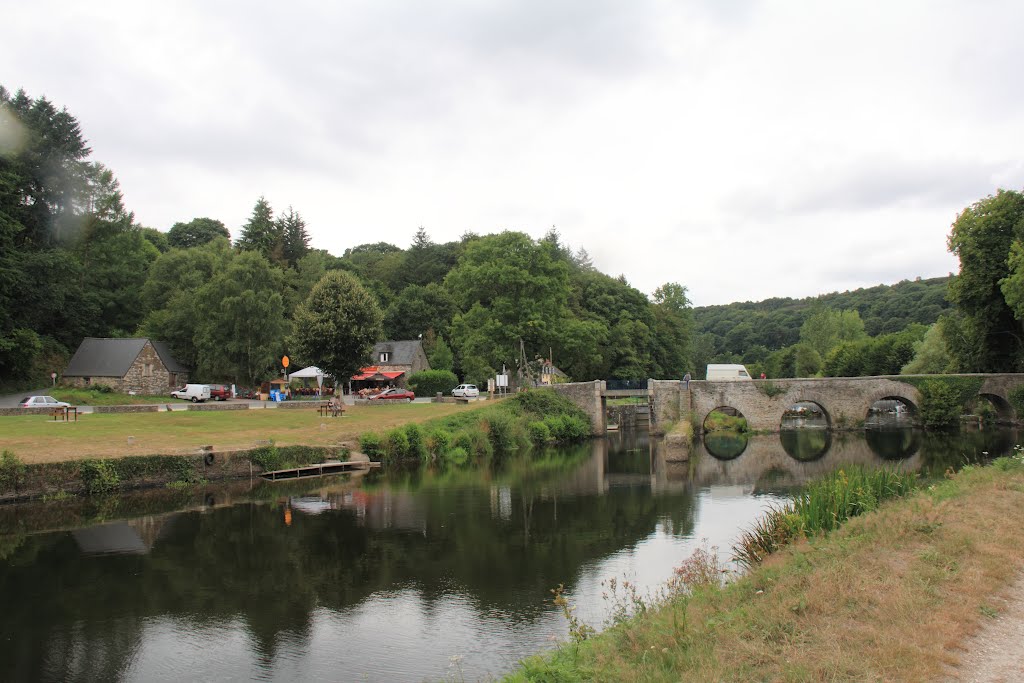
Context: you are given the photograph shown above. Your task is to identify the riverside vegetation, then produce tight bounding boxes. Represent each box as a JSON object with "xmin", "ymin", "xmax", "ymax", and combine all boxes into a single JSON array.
[
  {"xmin": 508, "ymin": 451, "xmax": 1024, "ymax": 681},
  {"xmin": 0, "ymin": 390, "xmax": 591, "ymax": 500}
]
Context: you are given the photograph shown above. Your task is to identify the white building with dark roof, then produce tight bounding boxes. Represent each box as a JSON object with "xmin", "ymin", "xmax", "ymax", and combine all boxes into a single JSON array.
[{"xmin": 63, "ymin": 338, "xmax": 190, "ymax": 395}]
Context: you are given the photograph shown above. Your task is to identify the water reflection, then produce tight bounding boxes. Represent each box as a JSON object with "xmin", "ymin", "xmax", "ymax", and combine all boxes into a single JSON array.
[
  {"xmin": 779, "ymin": 429, "xmax": 832, "ymax": 462},
  {"xmin": 865, "ymin": 428, "xmax": 921, "ymax": 460},
  {"xmin": 704, "ymin": 432, "xmax": 748, "ymax": 460},
  {"xmin": 0, "ymin": 427, "xmax": 1019, "ymax": 682}
]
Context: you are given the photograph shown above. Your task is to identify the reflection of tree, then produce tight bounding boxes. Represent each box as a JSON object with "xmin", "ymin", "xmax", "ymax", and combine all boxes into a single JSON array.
[
  {"xmin": 917, "ymin": 429, "xmax": 1017, "ymax": 478},
  {"xmin": 780, "ymin": 430, "xmax": 832, "ymax": 462},
  {"xmin": 0, "ymin": 448, "xmax": 698, "ymax": 681},
  {"xmin": 704, "ymin": 433, "xmax": 748, "ymax": 460}
]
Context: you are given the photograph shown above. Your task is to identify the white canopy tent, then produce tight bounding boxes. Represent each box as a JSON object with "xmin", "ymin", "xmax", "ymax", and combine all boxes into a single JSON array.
[
  {"xmin": 288, "ymin": 365, "xmax": 333, "ymax": 394},
  {"xmin": 289, "ymin": 366, "xmax": 328, "ymax": 379}
]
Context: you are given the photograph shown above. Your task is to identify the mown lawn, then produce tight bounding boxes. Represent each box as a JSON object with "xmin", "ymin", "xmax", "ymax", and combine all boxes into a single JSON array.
[{"xmin": 0, "ymin": 402, "xmax": 476, "ymax": 463}]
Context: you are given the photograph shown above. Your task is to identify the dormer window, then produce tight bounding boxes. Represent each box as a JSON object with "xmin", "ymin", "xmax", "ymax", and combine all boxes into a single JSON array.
[{"xmin": 379, "ymin": 352, "xmax": 390, "ymax": 363}]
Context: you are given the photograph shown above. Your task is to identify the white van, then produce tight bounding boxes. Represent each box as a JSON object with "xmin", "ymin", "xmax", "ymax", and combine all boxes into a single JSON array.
[
  {"xmin": 171, "ymin": 384, "xmax": 212, "ymax": 402},
  {"xmin": 705, "ymin": 364, "xmax": 752, "ymax": 381}
]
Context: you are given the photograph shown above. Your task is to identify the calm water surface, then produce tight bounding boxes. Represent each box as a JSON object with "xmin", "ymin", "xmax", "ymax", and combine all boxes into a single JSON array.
[{"xmin": 0, "ymin": 427, "xmax": 1016, "ymax": 682}]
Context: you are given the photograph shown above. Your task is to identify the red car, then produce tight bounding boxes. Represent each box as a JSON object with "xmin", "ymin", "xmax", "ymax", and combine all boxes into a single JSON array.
[
  {"xmin": 368, "ymin": 388, "xmax": 415, "ymax": 402},
  {"xmin": 209, "ymin": 385, "xmax": 232, "ymax": 401}
]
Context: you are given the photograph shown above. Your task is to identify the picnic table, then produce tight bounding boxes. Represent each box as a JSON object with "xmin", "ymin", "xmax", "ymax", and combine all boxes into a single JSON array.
[{"xmin": 51, "ymin": 406, "xmax": 78, "ymax": 422}]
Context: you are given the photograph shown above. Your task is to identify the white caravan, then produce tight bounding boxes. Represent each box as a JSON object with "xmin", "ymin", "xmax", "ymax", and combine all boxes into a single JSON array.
[{"xmin": 705, "ymin": 364, "xmax": 752, "ymax": 381}]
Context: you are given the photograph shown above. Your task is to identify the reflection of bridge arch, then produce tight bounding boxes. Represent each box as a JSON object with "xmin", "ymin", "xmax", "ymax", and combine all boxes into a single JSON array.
[
  {"xmin": 691, "ymin": 434, "xmax": 923, "ymax": 488},
  {"xmin": 703, "ymin": 432, "xmax": 749, "ymax": 460}
]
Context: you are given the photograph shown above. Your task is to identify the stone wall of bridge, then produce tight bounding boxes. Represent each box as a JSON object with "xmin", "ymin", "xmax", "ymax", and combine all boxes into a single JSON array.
[
  {"xmin": 547, "ymin": 374, "xmax": 1024, "ymax": 435},
  {"xmin": 548, "ymin": 381, "xmax": 606, "ymax": 435}
]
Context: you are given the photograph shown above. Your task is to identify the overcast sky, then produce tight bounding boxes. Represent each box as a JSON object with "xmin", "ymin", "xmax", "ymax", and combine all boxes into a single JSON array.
[{"xmin": 6, "ymin": 1, "xmax": 1023, "ymax": 306}]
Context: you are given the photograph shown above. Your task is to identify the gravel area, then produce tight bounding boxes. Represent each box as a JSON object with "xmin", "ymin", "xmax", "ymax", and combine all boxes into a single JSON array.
[{"xmin": 947, "ymin": 572, "xmax": 1024, "ymax": 682}]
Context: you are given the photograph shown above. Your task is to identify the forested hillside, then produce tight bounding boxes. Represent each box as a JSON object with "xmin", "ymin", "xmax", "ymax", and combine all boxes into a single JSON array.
[{"xmin": 693, "ymin": 277, "xmax": 953, "ymax": 377}]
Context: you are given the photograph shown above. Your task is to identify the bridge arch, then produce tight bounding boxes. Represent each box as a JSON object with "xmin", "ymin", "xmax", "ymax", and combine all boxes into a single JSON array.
[
  {"xmin": 779, "ymin": 399, "xmax": 832, "ymax": 430},
  {"xmin": 973, "ymin": 392, "xmax": 1014, "ymax": 423}
]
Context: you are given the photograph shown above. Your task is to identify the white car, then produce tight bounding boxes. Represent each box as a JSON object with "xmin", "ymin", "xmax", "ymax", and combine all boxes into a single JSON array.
[
  {"xmin": 19, "ymin": 395, "xmax": 71, "ymax": 408},
  {"xmin": 452, "ymin": 384, "xmax": 480, "ymax": 398}
]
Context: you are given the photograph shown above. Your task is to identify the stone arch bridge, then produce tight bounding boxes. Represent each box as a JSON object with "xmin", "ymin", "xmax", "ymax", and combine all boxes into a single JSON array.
[{"xmin": 550, "ymin": 375, "xmax": 1024, "ymax": 435}]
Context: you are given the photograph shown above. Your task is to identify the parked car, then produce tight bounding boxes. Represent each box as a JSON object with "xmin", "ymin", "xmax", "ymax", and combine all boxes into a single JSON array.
[
  {"xmin": 171, "ymin": 384, "xmax": 212, "ymax": 403},
  {"xmin": 209, "ymin": 384, "xmax": 232, "ymax": 401},
  {"xmin": 452, "ymin": 384, "xmax": 479, "ymax": 398},
  {"xmin": 368, "ymin": 388, "xmax": 415, "ymax": 402},
  {"xmin": 19, "ymin": 395, "xmax": 71, "ymax": 408}
]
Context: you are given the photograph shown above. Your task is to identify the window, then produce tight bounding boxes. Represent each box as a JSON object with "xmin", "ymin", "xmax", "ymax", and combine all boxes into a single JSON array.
[
  {"xmin": 379, "ymin": 352, "xmax": 390, "ymax": 363},
  {"xmin": 144, "ymin": 363, "xmax": 153, "ymax": 377}
]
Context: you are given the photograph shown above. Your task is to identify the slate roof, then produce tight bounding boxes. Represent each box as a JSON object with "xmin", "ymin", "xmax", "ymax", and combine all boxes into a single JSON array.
[
  {"xmin": 372, "ymin": 340, "xmax": 424, "ymax": 367},
  {"xmin": 64, "ymin": 338, "xmax": 189, "ymax": 377}
]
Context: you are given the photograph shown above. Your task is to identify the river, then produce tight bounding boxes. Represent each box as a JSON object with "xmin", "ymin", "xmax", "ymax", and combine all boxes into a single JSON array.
[{"xmin": 0, "ymin": 426, "xmax": 1016, "ymax": 682}]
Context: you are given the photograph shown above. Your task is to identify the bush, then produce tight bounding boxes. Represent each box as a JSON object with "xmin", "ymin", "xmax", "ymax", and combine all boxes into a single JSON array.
[
  {"xmin": 404, "ymin": 423, "xmax": 428, "ymax": 462},
  {"xmin": 544, "ymin": 414, "xmax": 590, "ymax": 442},
  {"xmin": 407, "ymin": 369, "xmax": 460, "ymax": 397},
  {"xmin": 359, "ymin": 432, "xmax": 384, "ymax": 458},
  {"xmin": 383, "ymin": 427, "xmax": 411, "ymax": 464},
  {"xmin": 80, "ymin": 459, "xmax": 121, "ymax": 496},
  {"xmin": 452, "ymin": 429, "xmax": 492, "ymax": 458},
  {"xmin": 1009, "ymin": 384, "xmax": 1024, "ymax": 418},
  {"xmin": 527, "ymin": 420, "xmax": 552, "ymax": 445},
  {"xmin": 509, "ymin": 389, "xmax": 588, "ymax": 422},
  {"xmin": 426, "ymin": 428, "xmax": 453, "ymax": 457},
  {"xmin": 248, "ymin": 443, "xmax": 283, "ymax": 471},
  {"xmin": 443, "ymin": 447, "xmax": 469, "ymax": 466},
  {"xmin": 918, "ymin": 380, "xmax": 962, "ymax": 429},
  {"xmin": 483, "ymin": 411, "xmax": 521, "ymax": 451},
  {"xmin": 0, "ymin": 450, "xmax": 27, "ymax": 492}
]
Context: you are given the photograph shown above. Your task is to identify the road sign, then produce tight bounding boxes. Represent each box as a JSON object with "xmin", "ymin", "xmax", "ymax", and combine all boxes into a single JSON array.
[{"xmin": 282, "ymin": 355, "xmax": 290, "ymax": 368}]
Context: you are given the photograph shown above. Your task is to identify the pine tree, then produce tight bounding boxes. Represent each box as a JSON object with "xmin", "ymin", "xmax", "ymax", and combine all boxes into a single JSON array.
[
  {"xmin": 235, "ymin": 197, "xmax": 280, "ymax": 259},
  {"xmin": 278, "ymin": 206, "xmax": 311, "ymax": 267}
]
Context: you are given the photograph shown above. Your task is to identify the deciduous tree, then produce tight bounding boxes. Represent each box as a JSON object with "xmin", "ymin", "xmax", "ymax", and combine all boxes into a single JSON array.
[{"xmin": 291, "ymin": 270, "xmax": 383, "ymax": 386}]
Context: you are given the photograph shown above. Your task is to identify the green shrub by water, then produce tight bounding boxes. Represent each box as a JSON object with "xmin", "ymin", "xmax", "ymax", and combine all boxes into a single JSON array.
[
  {"xmin": 359, "ymin": 433, "xmax": 384, "ymax": 458},
  {"xmin": 0, "ymin": 450, "xmax": 27, "ymax": 493},
  {"xmin": 528, "ymin": 420, "xmax": 552, "ymax": 445},
  {"xmin": 359, "ymin": 388, "xmax": 589, "ymax": 467},
  {"xmin": 733, "ymin": 465, "xmax": 918, "ymax": 569},
  {"xmin": 80, "ymin": 459, "xmax": 121, "ymax": 496}
]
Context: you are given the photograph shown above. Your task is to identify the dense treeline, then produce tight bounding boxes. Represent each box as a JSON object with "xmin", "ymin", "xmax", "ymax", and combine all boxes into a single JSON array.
[
  {"xmin": 4, "ymin": 85, "xmax": 1023, "ymax": 386},
  {"xmin": 0, "ymin": 87, "xmax": 692, "ymax": 388}
]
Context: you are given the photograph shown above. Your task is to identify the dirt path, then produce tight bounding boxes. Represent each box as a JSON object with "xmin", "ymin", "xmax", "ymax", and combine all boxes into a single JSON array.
[{"xmin": 947, "ymin": 571, "xmax": 1024, "ymax": 682}]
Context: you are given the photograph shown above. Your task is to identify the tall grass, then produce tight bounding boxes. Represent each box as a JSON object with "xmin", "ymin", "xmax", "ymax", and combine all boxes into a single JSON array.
[{"xmin": 733, "ymin": 465, "xmax": 917, "ymax": 569}]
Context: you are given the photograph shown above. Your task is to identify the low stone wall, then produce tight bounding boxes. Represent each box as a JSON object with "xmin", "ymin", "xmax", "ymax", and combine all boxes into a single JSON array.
[
  {"xmin": 0, "ymin": 408, "xmax": 62, "ymax": 417},
  {"xmin": 273, "ymin": 401, "xmax": 322, "ymax": 410},
  {"xmin": 93, "ymin": 405, "xmax": 161, "ymax": 413},
  {"xmin": 186, "ymin": 403, "xmax": 249, "ymax": 411}
]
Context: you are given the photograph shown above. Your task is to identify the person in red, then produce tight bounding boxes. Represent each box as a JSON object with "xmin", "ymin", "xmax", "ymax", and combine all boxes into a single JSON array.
[{"xmin": 760, "ymin": 372, "xmax": 766, "ymax": 379}]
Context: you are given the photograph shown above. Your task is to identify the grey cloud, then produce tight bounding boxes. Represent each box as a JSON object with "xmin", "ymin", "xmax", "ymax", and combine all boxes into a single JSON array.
[{"xmin": 727, "ymin": 158, "xmax": 1014, "ymax": 219}]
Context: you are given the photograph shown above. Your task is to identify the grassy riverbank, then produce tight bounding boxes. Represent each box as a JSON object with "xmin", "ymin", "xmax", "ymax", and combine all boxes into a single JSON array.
[
  {"xmin": 509, "ymin": 452, "xmax": 1024, "ymax": 681},
  {"xmin": 0, "ymin": 402, "xmax": 475, "ymax": 463}
]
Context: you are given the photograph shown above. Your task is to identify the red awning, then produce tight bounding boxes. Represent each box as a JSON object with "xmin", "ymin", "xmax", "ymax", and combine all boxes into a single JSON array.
[
  {"xmin": 351, "ymin": 366, "xmax": 378, "ymax": 381},
  {"xmin": 351, "ymin": 367, "xmax": 405, "ymax": 381}
]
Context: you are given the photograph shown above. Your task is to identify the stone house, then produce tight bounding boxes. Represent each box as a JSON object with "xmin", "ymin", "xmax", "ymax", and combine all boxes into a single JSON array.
[
  {"xmin": 63, "ymin": 338, "xmax": 190, "ymax": 395},
  {"xmin": 350, "ymin": 340, "xmax": 431, "ymax": 390}
]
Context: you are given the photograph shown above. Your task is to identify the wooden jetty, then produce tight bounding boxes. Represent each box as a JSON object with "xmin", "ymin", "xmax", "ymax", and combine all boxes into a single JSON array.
[{"xmin": 260, "ymin": 459, "xmax": 381, "ymax": 481}]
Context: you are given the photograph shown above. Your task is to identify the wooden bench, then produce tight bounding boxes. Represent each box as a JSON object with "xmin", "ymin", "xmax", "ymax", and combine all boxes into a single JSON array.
[{"xmin": 319, "ymin": 401, "xmax": 345, "ymax": 417}]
